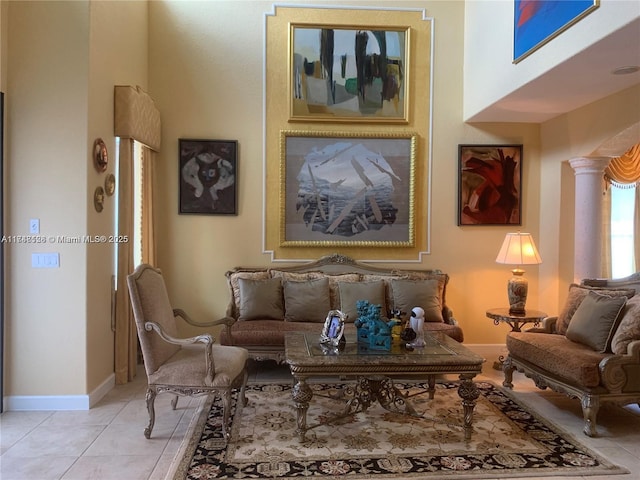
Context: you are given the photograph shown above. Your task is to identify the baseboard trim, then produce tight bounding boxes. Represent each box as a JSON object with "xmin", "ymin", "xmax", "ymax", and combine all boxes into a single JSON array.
[{"xmin": 4, "ymin": 373, "xmax": 116, "ymax": 411}]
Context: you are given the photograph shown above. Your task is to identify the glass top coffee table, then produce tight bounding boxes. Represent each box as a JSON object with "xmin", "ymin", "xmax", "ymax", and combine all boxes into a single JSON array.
[{"xmin": 285, "ymin": 331, "xmax": 485, "ymax": 441}]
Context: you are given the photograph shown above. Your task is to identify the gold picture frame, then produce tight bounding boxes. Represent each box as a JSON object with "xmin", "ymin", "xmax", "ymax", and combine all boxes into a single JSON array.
[
  {"xmin": 289, "ymin": 24, "xmax": 410, "ymax": 123},
  {"xmin": 280, "ymin": 130, "xmax": 416, "ymax": 248}
]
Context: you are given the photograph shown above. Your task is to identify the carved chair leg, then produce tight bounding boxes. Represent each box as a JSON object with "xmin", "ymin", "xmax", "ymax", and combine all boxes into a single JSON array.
[
  {"xmin": 238, "ymin": 370, "xmax": 249, "ymax": 408},
  {"xmin": 581, "ymin": 394, "xmax": 600, "ymax": 437},
  {"xmin": 221, "ymin": 390, "xmax": 232, "ymax": 438},
  {"xmin": 502, "ymin": 355, "xmax": 515, "ymax": 389},
  {"xmin": 144, "ymin": 387, "xmax": 157, "ymax": 439},
  {"xmin": 171, "ymin": 396, "xmax": 179, "ymax": 410}
]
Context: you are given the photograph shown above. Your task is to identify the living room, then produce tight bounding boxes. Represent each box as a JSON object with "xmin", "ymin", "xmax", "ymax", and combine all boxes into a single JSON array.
[{"xmin": 1, "ymin": 0, "xmax": 639, "ymax": 479}]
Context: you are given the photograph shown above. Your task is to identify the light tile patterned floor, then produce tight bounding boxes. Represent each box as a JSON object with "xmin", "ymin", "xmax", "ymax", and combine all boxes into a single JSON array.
[{"xmin": 1, "ymin": 345, "xmax": 639, "ymax": 480}]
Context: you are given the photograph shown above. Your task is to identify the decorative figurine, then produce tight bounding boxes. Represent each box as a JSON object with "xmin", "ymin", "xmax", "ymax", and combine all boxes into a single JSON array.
[
  {"xmin": 390, "ymin": 308, "xmax": 405, "ymax": 344},
  {"xmin": 408, "ymin": 306, "xmax": 426, "ymax": 348},
  {"xmin": 354, "ymin": 300, "xmax": 399, "ymax": 351}
]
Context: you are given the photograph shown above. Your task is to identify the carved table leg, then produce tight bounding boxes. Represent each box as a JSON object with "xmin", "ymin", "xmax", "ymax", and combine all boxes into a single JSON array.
[
  {"xmin": 427, "ymin": 375, "xmax": 436, "ymax": 399},
  {"xmin": 292, "ymin": 377, "xmax": 313, "ymax": 441},
  {"xmin": 372, "ymin": 377, "xmax": 418, "ymax": 416},
  {"xmin": 458, "ymin": 374, "xmax": 480, "ymax": 441}
]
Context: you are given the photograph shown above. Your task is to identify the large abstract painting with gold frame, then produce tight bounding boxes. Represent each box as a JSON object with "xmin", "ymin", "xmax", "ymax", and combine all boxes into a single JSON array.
[
  {"xmin": 289, "ymin": 24, "xmax": 409, "ymax": 123},
  {"xmin": 280, "ymin": 130, "xmax": 416, "ymax": 247}
]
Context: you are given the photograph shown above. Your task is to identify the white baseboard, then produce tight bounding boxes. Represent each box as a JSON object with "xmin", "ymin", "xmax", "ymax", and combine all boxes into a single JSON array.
[{"xmin": 4, "ymin": 373, "xmax": 115, "ymax": 411}]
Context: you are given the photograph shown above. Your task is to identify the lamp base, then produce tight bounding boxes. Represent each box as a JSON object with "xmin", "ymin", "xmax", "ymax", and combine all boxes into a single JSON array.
[{"xmin": 507, "ymin": 269, "xmax": 528, "ymax": 314}]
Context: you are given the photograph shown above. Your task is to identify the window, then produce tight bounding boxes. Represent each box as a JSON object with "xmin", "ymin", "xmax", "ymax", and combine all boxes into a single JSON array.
[{"xmin": 610, "ymin": 185, "xmax": 636, "ymax": 278}]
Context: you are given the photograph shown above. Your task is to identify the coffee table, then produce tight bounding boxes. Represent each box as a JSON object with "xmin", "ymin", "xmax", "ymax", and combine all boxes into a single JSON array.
[{"xmin": 285, "ymin": 331, "xmax": 485, "ymax": 441}]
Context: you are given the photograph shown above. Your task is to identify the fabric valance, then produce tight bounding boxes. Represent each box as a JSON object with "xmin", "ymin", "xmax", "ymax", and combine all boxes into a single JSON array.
[
  {"xmin": 114, "ymin": 85, "xmax": 161, "ymax": 152},
  {"xmin": 605, "ymin": 144, "xmax": 640, "ymax": 188}
]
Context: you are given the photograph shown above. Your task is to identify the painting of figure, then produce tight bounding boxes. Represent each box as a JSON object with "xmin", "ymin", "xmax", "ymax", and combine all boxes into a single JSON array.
[{"xmin": 179, "ymin": 139, "xmax": 238, "ymax": 215}]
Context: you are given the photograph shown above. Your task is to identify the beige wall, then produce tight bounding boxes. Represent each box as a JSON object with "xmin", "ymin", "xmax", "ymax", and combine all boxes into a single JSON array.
[
  {"xmin": 539, "ymin": 84, "xmax": 640, "ymax": 314},
  {"xmin": 4, "ymin": 0, "xmax": 147, "ymax": 402},
  {"xmin": 148, "ymin": 0, "xmax": 543, "ymax": 345},
  {"xmin": 2, "ymin": 0, "xmax": 638, "ymax": 406},
  {"xmin": 464, "ymin": 0, "xmax": 640, "ymax": 120}
]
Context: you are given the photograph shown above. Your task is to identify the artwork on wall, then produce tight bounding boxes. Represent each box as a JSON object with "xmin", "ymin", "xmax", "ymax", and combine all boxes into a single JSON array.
[
  {"xmin": 179, "ymin": 139, "xmax": 238, "ymax": 215},
  {"xmin": 93, "ymin": 138, "xmax": 108, "ymax": 172},
  {"xmin": 458, "ymin": 144, "xmax": 523, "ymax": 226},
  {"xmin": 280, "ymin": 130, "xmax": 416, "ymax": 247},
  {"xmin": 513, "ymin": 0, "xmax": 599, "ymax": 63},
  {"xmin": 289, "ymin": 24, "xmax": 409, "ymax": 123}
]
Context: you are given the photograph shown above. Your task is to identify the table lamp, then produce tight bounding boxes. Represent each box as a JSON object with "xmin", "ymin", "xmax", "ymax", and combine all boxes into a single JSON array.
[{"xmin": 495, "ymin": 232, "xmax": 542, "ymax": 314}]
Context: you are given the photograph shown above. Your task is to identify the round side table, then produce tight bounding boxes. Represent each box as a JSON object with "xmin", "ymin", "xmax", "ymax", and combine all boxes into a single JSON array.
[
  {"xmin": 486, "ymin": 308, "xmax": 547, "ymax": 369},
  {"xmin": 486, "ymin": 308, "xmax": 548, "ymax": 332}
]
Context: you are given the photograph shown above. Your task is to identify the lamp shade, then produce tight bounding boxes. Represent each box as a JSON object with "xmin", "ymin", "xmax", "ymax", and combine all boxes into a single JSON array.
[{"xmin": 495, "ymin": 233, "xmax": 542, "ymax": 266}]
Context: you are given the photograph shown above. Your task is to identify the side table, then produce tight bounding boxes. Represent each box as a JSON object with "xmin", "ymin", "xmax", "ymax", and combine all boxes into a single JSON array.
[{"xmin": 486, "ymin": 308, "xmax": 548, "ymax": 369}]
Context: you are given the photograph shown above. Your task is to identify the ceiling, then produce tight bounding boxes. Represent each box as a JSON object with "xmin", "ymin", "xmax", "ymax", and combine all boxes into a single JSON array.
[{"xmin": 467, "ymin": 17, "xmax": 640, "ymax": 123}]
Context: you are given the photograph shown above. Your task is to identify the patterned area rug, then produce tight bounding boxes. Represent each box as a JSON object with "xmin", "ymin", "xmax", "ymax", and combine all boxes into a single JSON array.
[{"xmin": 168, "ymin": 381, "xmax": 626, "ymax": 479}]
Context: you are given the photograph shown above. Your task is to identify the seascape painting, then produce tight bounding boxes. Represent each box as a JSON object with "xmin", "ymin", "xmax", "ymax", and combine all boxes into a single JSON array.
[
  {"xmin": 290, "ymin": 25, "xmax": 408, "ymax": 122},
  {"xmin": 281, "ymin": 132, "xmax": 416, "ymax": 246}
]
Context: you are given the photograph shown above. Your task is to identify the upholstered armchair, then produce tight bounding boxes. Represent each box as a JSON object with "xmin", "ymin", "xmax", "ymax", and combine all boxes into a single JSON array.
[{"xmin": 127, "ymin": 264, "xmax": 248, "ymax": 439}]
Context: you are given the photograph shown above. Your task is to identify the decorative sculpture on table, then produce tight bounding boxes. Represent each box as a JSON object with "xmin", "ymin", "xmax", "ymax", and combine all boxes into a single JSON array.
[
  {"xmin": 354, "ymin": 300, "xmax": 399, "ymax": 351},
  {"xmin": 408, "ymin": 306, "xmax": 426, "ymax": 347},
  {"xmin": 390, "ymin": 308, "xmax": 405, "ymax": 344}
]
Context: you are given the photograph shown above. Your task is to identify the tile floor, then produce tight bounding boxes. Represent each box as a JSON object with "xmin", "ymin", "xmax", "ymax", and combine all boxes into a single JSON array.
[{"xmin": 1, "ymin": 345, "xmax": 640, "ymax": 480}]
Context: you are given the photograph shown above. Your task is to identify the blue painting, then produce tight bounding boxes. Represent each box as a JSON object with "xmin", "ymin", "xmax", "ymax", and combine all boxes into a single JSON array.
[{"xmin": 513, "ymin": 0, "xmax": 598, "ymax": 62}]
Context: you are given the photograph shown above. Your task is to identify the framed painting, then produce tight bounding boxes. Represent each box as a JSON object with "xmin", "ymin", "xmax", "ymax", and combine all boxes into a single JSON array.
[
  {"xmin": 513, "ymin": 0, "xmax": 599, "ymax": 63},
  {"xmin": 280, "ymin": 130, "xmax": 416, "ymax": 247},
  {"xmin": 179, "ymin": 139, "xmax": 238, "ymax": 215},
  {"xmin": 458, "ymin": 144, "xmax": 522, "ymax": 226},
  {"xmin": 289, "ymin": 24, "xmax": 410, "ymax": 123},
  {"xmin": 320, "ymin": 310, "xmax": 347, "ymax": 348}
]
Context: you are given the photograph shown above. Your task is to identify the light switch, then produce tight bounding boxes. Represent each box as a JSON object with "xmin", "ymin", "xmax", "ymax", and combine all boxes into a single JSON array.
[
  {"xmin": 31, "ymin": 253, "xmax": 59, "ymax": 268},
  {"xmin": 30, "ymin": 219, "xmax": 40, "ymax": 234}
]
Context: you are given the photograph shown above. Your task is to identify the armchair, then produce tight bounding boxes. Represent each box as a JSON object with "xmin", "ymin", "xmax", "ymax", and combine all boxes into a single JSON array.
[{"xmin": 127, "ymin": 264, "xmax": 248, "ymax": 439}]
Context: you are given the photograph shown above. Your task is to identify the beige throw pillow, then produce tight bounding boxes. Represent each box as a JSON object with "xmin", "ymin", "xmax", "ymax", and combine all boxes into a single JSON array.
[
  {"xmin": 339, "ymin": 280, "xmax": 386, "ymax": 323},
  {"xmin": 557, "ymin": 284, "xmax": 635, "ymax": 335},
  {"xmin": 391, "ymin": 278, "xmax": 443, "ymax": 323},
  {"xmin": 611, "ymin": 295, "xmax": 640, "ymax": 355},
  {"xmin": 565, "ymin": 291, "xmax": 628, "ymax": 353},
  {"xmin": 238, "ymin": 277, "xmax": 284, "ymax": 321},
  {"xmin": 283, "ymin": 278, "xmax": 330, "ymax": 323}
]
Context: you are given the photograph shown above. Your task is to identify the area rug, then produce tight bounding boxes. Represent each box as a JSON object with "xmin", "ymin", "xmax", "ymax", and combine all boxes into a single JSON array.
[{"xmin": 168, "ymin": 381, "xmax": 627, "ymax": 479}]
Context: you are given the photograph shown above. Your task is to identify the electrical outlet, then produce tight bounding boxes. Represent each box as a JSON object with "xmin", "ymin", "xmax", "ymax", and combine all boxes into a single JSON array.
[{"xmin": 30, "ymin": 219, "xmax": 40, "ymax": 234}]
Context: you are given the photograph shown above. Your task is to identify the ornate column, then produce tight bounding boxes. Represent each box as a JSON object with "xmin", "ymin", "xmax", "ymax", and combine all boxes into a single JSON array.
[{"xmin": 568, "ymin": 157, "xmax": 611, "ymax": 281}]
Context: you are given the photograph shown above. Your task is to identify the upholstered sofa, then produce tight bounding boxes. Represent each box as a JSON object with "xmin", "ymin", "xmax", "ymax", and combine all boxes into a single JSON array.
[
  {"xmin": 503, "ymin": 272, "xmax": 640, "ymax": 436},
  {"xmin": 218, "ymin": 254, "xmax": 464, "ymax": 361}
]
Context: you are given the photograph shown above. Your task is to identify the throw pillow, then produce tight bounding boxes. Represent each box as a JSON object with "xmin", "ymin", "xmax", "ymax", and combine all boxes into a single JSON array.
[
  {"xmin": 557, "ymin": 284, "xmax": 635, "ymax": 335},
  {"xmin": 611, "ymin": 294, "xmax": 640, "ymax": 355},
  {"xmin": 283, "ymin": 277, "xmax": 330, "ymax": 323},
  {"xmin": 339, "ymin": 280, "xmax": 386, "ymax": 323},
  {"xmin": 228, "ymin": 270, "xmax": 270, "ymax": 314},
  {"xmin": 391, "ymin": 278, "xmax": 443, "ymax": 323},
  {"xmin": 565, "ymin": 291, "xmax": 628, "ymax": 353},
  {"xmin": 237, "ymin": 277, "xmax": 283, "ymax": 321}
]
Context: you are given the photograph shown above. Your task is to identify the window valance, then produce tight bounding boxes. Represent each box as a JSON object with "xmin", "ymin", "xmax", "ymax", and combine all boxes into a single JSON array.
[
  {"xmin": 114, "ymin": 85, "xmax": 161, "ymax": 152},
  {"xmin": 605, "ymin": 144, "xmax": 640, "ymax": 188}
]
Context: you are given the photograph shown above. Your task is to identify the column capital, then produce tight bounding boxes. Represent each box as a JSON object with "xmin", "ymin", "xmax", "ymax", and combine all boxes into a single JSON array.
[{"xmin": 569, "ymin": 156, "xmax": 611, "ymax": 174}]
